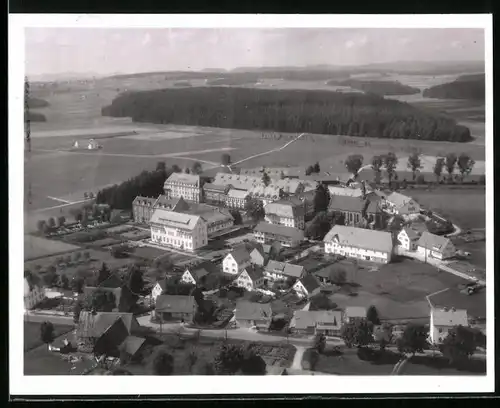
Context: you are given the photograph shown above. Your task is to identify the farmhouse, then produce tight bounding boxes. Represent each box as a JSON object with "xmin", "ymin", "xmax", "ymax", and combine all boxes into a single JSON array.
[
  {"xmin": 264, "ymin": 199, "xmax": 305, "ymax": 230},
  {"xmin": 234, "ymin": 265, "xmax": 266, "ymax": 291},
  {"xmin": 234, "ymin": 300, "xmax": 273, "ymax": 330},
  {"xmin": 323, "ymin": 225, "xmax": 394, "ymax": 264},
  {"xmin": 417, "ymin": 231, "xmax": 456, "ymax": 260},
  {"xmin": 164, "ymin": 173, "xmax": 202, "ymax": 203},
  {"xmin": 150, "ymin": 209, "xmax": 208, "ymax": 252},
  {"xmin": 203, "ymin": 183, "xmax": 230, "ymax": 206},
  {"xmin": 344, "ymin": 307, "xmax": 368, "ymax": 324},
  {"xmin": 154, "ymin": 295, "xmax": 196, "ymax": 322},
  {"xmin": 328, "ymin": 195, "xmax": 385, "ymax": 229},
  {"xmin": 132, "ymin": 196, "xmax": 158, "ymax": 224},
  {"xmin": 264, "ymin": 260, "xmax": 306, "ymax": 281},
  {"xmin": 429, "ymin": 307, "xmax": 469, "ymax": 344},
  {"xmin": 385, "ymin": 192, "xmax": 421, "ymax": 217},
  {"xmin": 254, "ymin": 222, "xmax": 305, "ymax": 248},
  {"xmin": 290, "ymin": 310, "xmax": 343, "ymax": 336},
  {"xmin": 293, "ymin": 275, "xmax": 321, "ymax": 298},
  {"xmin": 397, "ymin": 227, "xmax": 421, "ymax": 251},
  {"xmin": 225, "ymin": 188, "xmax": 250, "ymax": 209},
  {"xmin": 24, "ymin": 277, "xmax": 45, "ymax": 310},
  {"xmin": 223, "ymin": 243, "xmax": 263, "ymax": 275},
  {"xmin": 181, "ymin": 261, "xmax": 219, "ymax": 286}
]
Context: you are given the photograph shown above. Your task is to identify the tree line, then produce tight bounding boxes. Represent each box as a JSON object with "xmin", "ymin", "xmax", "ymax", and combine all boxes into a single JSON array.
[
  {"xmin": 423, "ymin": 74, "xmax": 485, "ymax": 101},
  {"xmin": 101, "ymin": 87, "xmax": 472, "ymax": 142},
  {"xmin": 327, "ymin": 79, "xmax": 420, "ymax": 96}
]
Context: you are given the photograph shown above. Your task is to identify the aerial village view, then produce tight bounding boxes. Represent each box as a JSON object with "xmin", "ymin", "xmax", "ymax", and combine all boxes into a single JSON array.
[{"xmin": 22, "ymin": 26, "xmax": 488, "ymax": 377}]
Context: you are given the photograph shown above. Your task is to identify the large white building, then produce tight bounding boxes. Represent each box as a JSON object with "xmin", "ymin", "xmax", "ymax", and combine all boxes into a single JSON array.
[
  {"xmin": 264, "ymin": 199, "xmax": 305, "ymax": 230},
  {"xmin": 429, "ymin": 307, "xmax": 468, "ymax": 344},
  {"xmin": 385, "ymin": 192, "xmax": 421, "ymax": 217},
  {"xmin": 150, "ymin": 209, "xmax": 208, "ymax": 251},
  {"xmin": 164, "ymin": 173, "xmax": 202, "ymax": 202},
  {"xmin": 417, "ymin": 232, "xmax": 456, "ymax": 260},
  {"xmin": 323, "ymin": 225, "xmax": 394, "ymax": 264}
]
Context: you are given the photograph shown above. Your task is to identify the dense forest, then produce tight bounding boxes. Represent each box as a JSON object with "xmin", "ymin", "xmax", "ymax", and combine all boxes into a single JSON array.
[
  {"xmin": 207, "ymin": 77, "xmax": 258, "ymax": 86},
  {"xmin": 423, "ymin": 74, "xmax": 485, "ymax": 101},
  {"xmin": 327, "ymin": 79, "xmax": 421, "ymax": 96},
  {"xmin": 102, "ymin": 87, "xmax": 472, "ymax": 142}
]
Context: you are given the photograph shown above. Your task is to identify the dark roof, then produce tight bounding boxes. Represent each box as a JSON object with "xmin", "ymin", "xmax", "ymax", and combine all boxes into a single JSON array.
[
  {"xmin": 119, "ymin": 335, "xmax": 146, "ymax": 356},
  {"xmin": 417, "ymin": 232, "xmax": 453, "ymax": 252},
  {"xmin": 203, "ymin": 183, "xmax": 228, "ymax": 192},
  {"xmin": 98, "ymin": 274, "xmax": 123, "ymax": 289},
  {"xmin": 265, "ymin": 260, "xmax": 305, "ymax": 278},
  {"xmin": 329, "ymin": 195, "xmax": 382, "ymax": 214},
  {"xmin": 93, "ymin": 317, "xmax": 130, "ymax": 356},
  {"xmin": 187, "ymin": 261, "xmax": 219, "ymax": 281},
  {"xmin": 132, "ymin": 196, "xmax": 157, "ymax": 206},
  {"xmin": 401, "ymin": 227, "xmax": 420, "ymax": 240},
  {"xmin": 235, "ymin": 300, "xmax": 273, "ymax": 321},
  {"xmin": 298, "ymin": 275, "xmax": 321, "ymax": 294},
  {"xmin": 243, "ymin": 264, "xmax": 265, "ymax": 281},
  {"xmin": 78, "ymin": 311, "xmax": 139, "ymax": 338},
  {"xmin": 155, "ymin": 295, "xmax": 196, "ymax": 314},
  {"xmin": 228, "ymin": 246, "xmax": 252, "ymax": 265},
  {"xmin": 254, "ymin": 222, "xmax": 305, "ymax": 241},
  {"xmin": 154, "ymin": 195, "xmax": 189, "ymax": 211}
]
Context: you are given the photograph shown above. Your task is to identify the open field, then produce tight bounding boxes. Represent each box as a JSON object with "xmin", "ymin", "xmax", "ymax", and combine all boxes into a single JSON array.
[
  {"xmin": 24, "ymin": 235, "xmax": 81, "ymax": 261},
  {"xmin": 24, "ymin": 321, "xmax": 74, "ymax": 352}
]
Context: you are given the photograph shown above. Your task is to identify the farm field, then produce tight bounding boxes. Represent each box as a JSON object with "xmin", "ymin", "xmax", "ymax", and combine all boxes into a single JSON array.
[
  {"xmin": 24, "ymin": 235, "xmax": 81, "ymax": 261},
  {"xmin": 24, "ymin": 321, "xmax": 74, "ymax": 352}
]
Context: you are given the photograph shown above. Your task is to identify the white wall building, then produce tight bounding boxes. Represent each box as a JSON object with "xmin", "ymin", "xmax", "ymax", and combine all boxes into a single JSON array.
[
  {"xmin": 429, "ymin": 307, "xmax": 468, "ymax": 344},
  {"xmin": 386, "ymin": 192, "xmax": 421, "ymax": 217},
  {"xmin": 264, "ymin": 199, "xmax": 305, "ymax": 230},
  {"xmin": 323, "ymin": 225, "xmax": 394, "ymax": 264},
  {"xmin": 397, "ymin": 227, "xmax": 421, "ymax": 251},
  {"xmin": 24, "ymin": 278, "xmax": 45, "ymax": 310},
  {"xmin": 223, "ymin": 247, "xmax": 253, "ymax": 275},
  {"xmin": 417, "ymin": 231, "xmax": 456, "ymax": 260},
  {"xmin": 225, "ymin": 189, "xmax": 250, "ymax": 209},
  {"xmin": 150, "ymin": 209, "xmax": 208, "ymax": 252},
  {"xmin": 164, "ymin": 173, "xmax": 202, "ymax": 203},
  {"xmin": 234, "ymin": 265, "xmax": 265, "ymax": 291}
]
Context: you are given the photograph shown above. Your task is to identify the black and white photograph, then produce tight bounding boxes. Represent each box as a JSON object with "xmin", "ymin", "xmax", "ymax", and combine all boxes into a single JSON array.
[{"xmin": 10, "ymin": 14, "xmax": 494, "ymax": 396}]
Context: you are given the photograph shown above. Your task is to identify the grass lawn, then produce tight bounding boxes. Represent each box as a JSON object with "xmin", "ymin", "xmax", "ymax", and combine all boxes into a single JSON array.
[
  {"xmin": 302, "ymin": 347, "xmax": 485, "ymax": 375},
  {"xmin": 24, "ymin": 235, "xmax": 81, "ymax": 261},
  {"xmin": 24, "ymin": 321, "xmax": 74, "ymax": 352}
]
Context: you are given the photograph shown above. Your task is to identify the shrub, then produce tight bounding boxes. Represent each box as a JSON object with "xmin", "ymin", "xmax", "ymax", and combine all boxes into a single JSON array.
[{"xmin": 416, "ymin": 174, "xmax": 426, "ymax": 185}]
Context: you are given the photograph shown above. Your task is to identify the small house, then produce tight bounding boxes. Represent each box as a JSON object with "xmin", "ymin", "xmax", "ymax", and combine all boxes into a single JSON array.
[
  {"xmin": 154, "ymin": 295, "xmax": 196, "ymax": 323},
  {"xmin": 344, "ymin": 306, "xmax": 367, "ymax": 324},
  {"xmin": 397, "ymin": 227, "xmax": 420, "ymax": 251},
  {"xmin": 429, "ymin": 307, "xmax": 469, "ymax": 344},
  {"xmin": 417, "ymin": 231, "xmax": 456, "ymax": 260},
  {"xmin": 253, "ymin": 222, "xmax": 305, "ymax": 248},
  {"xmin": 181, "ymin": 261, "xmax": 219, "ymax": 286},
  {"xmin": 293, "ymin": 275, "xmax": 321, "ymax": 298},
  {"xmin": 386, "ymin": 192, "xmax": 421, "ymax": 217},
  {"xmin": 223, "ymin": 246, "xmax": 253, "ymax": 275},
  {"xmin": 151, "ymin": 279, "xmax": 168, "ymax": 304},
  {"xmin": 234, "ymin": 300, "xmax": 273, "ymax": 330},
  {"xmin": 234, "ymin": 265, "xmax": 265, "ymax": 291},
  {"xmin": 290, "ymin": 310, "xmax": 343, "ymax": 336},
  {"xmin": 264, "ymin": 260, "xmax": 306, "ymax": 281}
]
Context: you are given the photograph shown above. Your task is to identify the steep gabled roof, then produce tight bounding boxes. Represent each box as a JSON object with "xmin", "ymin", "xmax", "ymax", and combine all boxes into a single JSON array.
[
  {"xmin": 265, "ymin": 260, "xmax": 305, "ymax": 279},
  {"xmin": 323, "ymin": 225, "xmax": 393, "ymax": 253},
  {"xmin": 93, "ymin": 316, "xmax": 130, "ymax": 356},
  {"xmin": 329, "ymin": 195, "xmax": 382, "ymax": 214},
  {"xmin": 297, "ymin": 275, "xmax": 321, "ymax": 294},
  {"xmin": 78, "ymin": 311, "xmax": 139, "ymax": 338},
  {"xmin": 227, "ymin": 246, "xmax": 252, "ymax": 265},
  {"xmin": 254, "ymin": 222, "xmax": 305, "ymax": 241},
  {"xmin": 186, "ymin": 261, "xmax": 219, "ymax": 281},
  {"xmin": 417, "ymin": 231, "xmax": 452, "ymax": 252},
  {"xmin": 154, "ymin": 195, "xmax": 190, "ymax": 211},
  {"xmin": 242, "ymin": 264, "xmax": 265, "ymax": 282},
  {"xmin": 400, "ymin": 227, "xmax": 420, "ymax": 240}
]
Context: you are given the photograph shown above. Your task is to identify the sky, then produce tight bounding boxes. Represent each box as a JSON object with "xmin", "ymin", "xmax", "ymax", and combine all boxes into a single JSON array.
[{"xmin": 25, "ymin": 28, "xmax": 485, "ymax": 76}]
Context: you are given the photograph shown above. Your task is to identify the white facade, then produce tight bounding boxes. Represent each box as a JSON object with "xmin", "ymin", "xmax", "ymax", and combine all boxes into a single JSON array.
[
  {"xmin": 397, "ymin": 229, "xmax": 418, "ymax": 251},
  {"xmin": 324, "ymin": 241, "xmax": 391, "ymax": 264},
  {"xmin": 181, "ymin": 270, "xmax": 197, "ymax": 285},
  {"xmin": 206, "ymin": 218, "xmax": 234, "ymax": 236},
  {"xmin": 292, "ymin": 280, "xmax": 309, "ymax": 298},
  {"xmin": 234, "ymin": 270, "xmax": 264, "ymax": 291},
  {"xmin": 223, "ymin": 253, "xmax": 250, "ymax": 275},
  {"xmin": 264, "ymin": 213, "xmax": 305, "ymax": 230},
  {"xmin": 24, "ymin": 279, "xmax": 45, "ymax": 310},
  {"xmin": 416, "ymin": 243, "xmax": 455, "ymax": 261},
  {"xmin": 151, "ymin": 282, "xmax": 164, "ymax": 303},
  {"xmin": 429, "ymin": 308, "xmax": 469, "ymax": 344},
  {"xmin": 150, "ymin": 213, "xmax": 208, "ymax": 252},
  {"xmin": 164, "ymin": 174, "xmax": 202, "ymax": 202},
  {"xmin": 225, "ymin": 189, "xmax": 249, "ymax": 209}
]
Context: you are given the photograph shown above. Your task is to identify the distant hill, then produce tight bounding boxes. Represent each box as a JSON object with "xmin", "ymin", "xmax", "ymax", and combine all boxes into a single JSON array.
[
  {"xmin": 25, "ymin": 112, "xmax": 47, "ymax": 122},
  {"xmin": 422, "ymin": 73, "xmax": 485, "ymax": 100},
  {"xmin": 26, "ymin": 97, "xmax": 50, "ymax": 109},
  {"xmin": 327, "ymin": 79, "xmax": 420, "ymax": 96}
]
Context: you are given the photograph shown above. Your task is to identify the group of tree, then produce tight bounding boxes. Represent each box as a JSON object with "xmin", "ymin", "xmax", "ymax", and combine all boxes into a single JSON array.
[
  {"xmin": 40, "ymin": 321, "xmax": 55, "ymax": 349},
  {"xmin": 432, "ymin": 153, "xmax": 476, "ymax": 183},
  {"xmin": 101, "ymin": 87, "xmax": 472, "ymax": 142},
  {"xmin": 305, "ymin": 162, "xmax": 321, "ymax": 176},
  {"xmin": 36, "ymin": 215, "xmax": 67, "ymax": 234},
  {"xmin": 304, "ymin": 211, "xmax": 334, "ymax": 240},
  {"xmin": 244, "ymin": 197, "xmax": 265, "ymax": 222},
  {"xmin": 95, "ymin": 163, "xmax": 176, "ymax": 210},
  {"xmin": 423, "ymin": 74, "xmax": 485, "ymax": 101},
  {"xmin": 67, "ymin": 204, "xmax": 112, "ymax": 225},
  {"xmin": 327, "ymin": 79, "xmax": 421, "ymax": 96},
  {"xmin": 213, "ymin": 342, "xmax": 267, "ymax": 375}
]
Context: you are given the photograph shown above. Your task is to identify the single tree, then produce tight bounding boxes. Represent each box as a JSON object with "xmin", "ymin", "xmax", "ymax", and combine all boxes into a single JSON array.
[
  {"xmin": 340, "ymin": 320, "xmax": 373, "ymax": 349},
  {"xmin": 433, "ymin": 157, "xmax": 445, "ymax": 184},
  {"xmin": 81, "ymin": 212, "xmax": 89, "ymax": 227},
  {"xmin": 36, "ymin": 220, "xmax": 47, "ymax": 234},
  {"xmin": 42, "ymin": 270, "xmax": 58, "ymax": 287},
  {"xmin": 457, "ymin": 153, "xmax": 476, "ymax": 183},
  {"xmin": 309, "ymin": 349, "xmax": 320, "ymax": 371},
  {"xmin": 73, "ymin": 252, "xmax": 82, "ymax": 262},
  {"xmin": 374, "ymin": 323, "xmax": 393, "ymax": 351},
  {"xmin": 191, "ymin": 161, "xmax": 203, "ymax": 175},
  {"xmin": 313, "ymin": 183, "xmax": 330, "ymax": 213},
  {"xmin": 313, "ymin": 162, "xmax": 321, "ymax": 173},
  {"xmin": 171, "ymin": 164, "xmax": 182, "ymax": 173},
  {"xmin": 127, "ymin": 265, "xmax": 145, "ymax": 296},
  {"xmin": 305, "ymin": 165, "xmax": 314, "ymax": 176},
  {"xmin": 72, "ymin": 277, "xmax": 85, "ymax": 294},
  {"xmin": 407, "ymin": 152, "xmax": 423, "ymax": 181},
  {"xmin": 280, "ymin": 171, "xmax": 285, "ymax": 180},
  {"xmin": 73, "ymin": 302, "xmax": 82, "ymax": 324},
  {"xmin": 88, "ymin": 192, "xmax": 94, "ymax": 199},
  {"xmin": 84, "ymin": 192, "xmax": 89, "ymax": 200},
  {"xmin": 445, "ymin": 153, "xmax": 458, "ymax": 182},
  {"xmin": 396, "ymin": 324, "xmax": 429, "ymax": 356},
  {"xmin": 305, "ymin": 211, "xmax": 332, "ymax": 240},
  {"xmin": 384, "ymin": 152, "xmax": 399, "ymax": 188},
  {"xmin": 60, "ymin": 274, "xmax": 70, "ymax": 289},
  {"xmin": 213, "ymin": 343, "xmax": 245, "ymax": 375},
  {"xmin": 184, "ymin": 167, "xmax": 191, "ymax": 174},
  {"xmin": 309, "ymin": 294, "xmax": 337, "ymax": 311},
  {"xmin": 156, "ymin": 161, "xmax": 167, "ymax": 172},
  {"xmin": 186, "ymin": 349, "xmax": 199, "ymax": 373},
  {"xmin": 244, "ymin": 198, "xmax": 265, "ymax": 222},
  {"xmin": 229, "ymin": 210, "xmax": 242, "ymax": 225},
  {"xmin": 57, "ymin": 216, "xmax": 66, "ymax": 227},
  {"xmin": 149, "ymin": 346, "xmax": 174, "ymax": 375},
  {"xmin": 261, "ymin": 171, "xmax": 271, "ymax": 187},
  {"xmin": 329, "ymin": 268, "xmax": 347, "ymax": 285},
  {"xmin": 440, "ymin": 325, "xmax": 478, "ymax": 365},
  {"xmin": 313, "ymin": 333, "xmax": 327, "ymax": 354},
  {"xmin": 96, "ymin": 262, "xmax": 111, "ymax": 285},
  {"xmin": 366, "ymin": 305, "xmax": 381, "ymax": 326},
  {"xmin": 221, "ymin": 153, "xmax": 231, "ymax": 165},
  {"xmin": 345, "ymin": 154, "xmax": 364, "ymax": 177},
  {"xmin": 87, "ymin": 289, "xmax": 117, "ymax": 312},
  {"xmin": 40, "ymin": 321, "xmax": 55, "ymax": 349},
  {"xmin": 371, "ymin": 155, "xmax": 384, "ymax": 185}
]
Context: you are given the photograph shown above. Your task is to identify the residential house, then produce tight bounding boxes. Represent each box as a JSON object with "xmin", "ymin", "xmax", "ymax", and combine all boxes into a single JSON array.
[
  {"xmin": 264, "ymin": 260, "xmax": 306, "ymax": 281},
  {"xmin": 203, "ymin": 183, "xmax": 230, "ymax": 206},
  {"xmin": 264, "ymin": 199, "xmax": 305, "ymax": 230},
  {"xmin": 234, "ymin": 300, "xmax": 273, "ymax": 330},
  {"xmin": 132, "ymin": 196, "xmax": 157, "ymax": 224},
  {"xmin": 150, "ymin": 209, "xmax": 208, "ymax": 251},
  {"xmin": 249, "ymin": 246, "xmax": 266, "ymax": 266},
  {"xmin": 151, "ymin": 279, "xmax": 168, "ymax": 304},
  {"xmin": 24, "ymin": 277, "xmax": 45, "ymax": 310},
  {"xmin": 293, "ymin": 275, "xmax": 322, "ymax": 298},
  {"xmin": 328, "ymin": 195, "xmax": 385, "ymax": 229},
  {"xmin": 222, "ymin": 245, "xmax": 255, "ymax": 275},
  {"xmin": 323, "ymin": 225, "xmax": 394, "ymax": 264},
  {"xmin": 154, "ymin": 295, "xmax": 197, "ymax": 322},
  {"xmin": 397, "ymin": 227, "xmax": 421, "ymax": 251},
  {"xmin": 77, "ymin": 311, "xmax": 141, "ymax": 341},
  {"xmin": 253, "ymin": 222, "xmax": 305, "ymax": 248},
  {"xmin": 344, "ymin": 307, "xmax": 367, "ymax": 324},
  {"xmin": 225, "ymin": 188, "xmax": 250, "ymax": 210},
  {"xmin": 429, "ymin": 307, "xmax": 469, "ymax": 344},
  {"xmin": 153, "ymin": 195, "xmax": 190, "ymax": 211},
  {"xmin": 187, "ymin": 205, "xmax": 234, "ymax": 236},
  {"xmin": 234, "ymin": 265, "xmax": 266, "ymax": 291},
  {"xmin": 290, "ymin": 310, "xmax": 343, "ymax": 336},
  {"xmin": 83, "ymin": 274, "xmax": 125, "ymax": 312},
  {"xmin": 386, "ymin": 192, "xmax": 421, "ymax": 218},
  {"xmin": 164, "ymin": 173, "xmax": 202, "ymax": 202},
  {"xmin": 181, "ymin": 261, "xmax": 219, "ymax": 286},
  {"xmin": 417, "ymin": 231, "xmax": 456, "ymax": 260}
]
